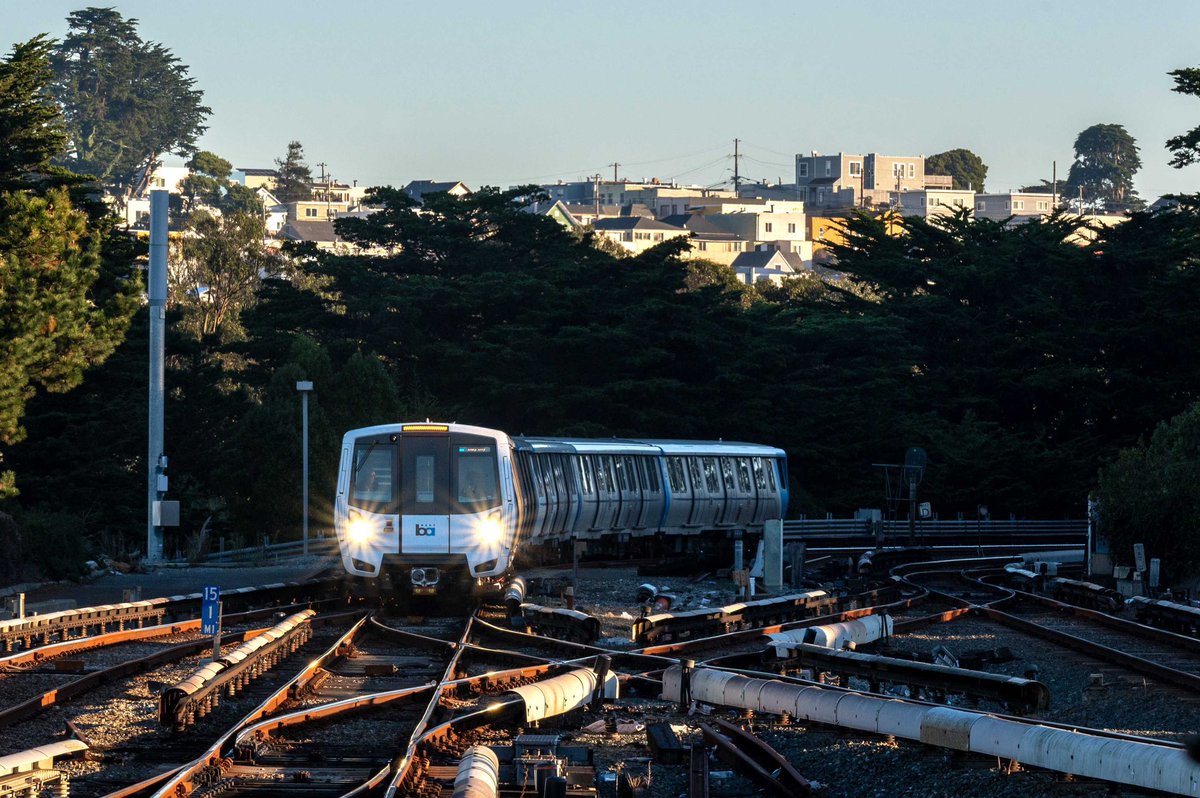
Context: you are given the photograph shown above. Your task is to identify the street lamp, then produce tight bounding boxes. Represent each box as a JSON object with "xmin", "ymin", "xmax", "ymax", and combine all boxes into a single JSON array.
[{"xmin": 296, "ymin": 381, "xmax": 313, "ymax": 556}]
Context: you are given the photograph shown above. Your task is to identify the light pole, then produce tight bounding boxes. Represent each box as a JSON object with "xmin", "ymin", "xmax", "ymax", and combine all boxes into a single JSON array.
[{"xmin": 296, "ymin": 381, "xmax": 313, "ymax": 555}]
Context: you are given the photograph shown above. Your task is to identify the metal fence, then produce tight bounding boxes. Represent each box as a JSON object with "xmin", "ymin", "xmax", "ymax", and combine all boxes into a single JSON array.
[{"xmin": 782, "ymin": 517, "xmax": 1087, "ymax": 541}]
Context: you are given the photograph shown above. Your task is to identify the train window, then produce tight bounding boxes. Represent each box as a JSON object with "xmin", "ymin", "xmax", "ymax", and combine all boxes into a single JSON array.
[
  {"xmin": 553, "ymin": 456, "xmax": 569, "ymax": 496},
  {"xmin": 721, "ymin": 458, "xmax": 736, "ymax": 491},
  {"xmin": 352, "ymin": 442, "xmax": 394, "ymax": 505},
  {"xmin": 626, "ymin": 457, "xmax": 642, "ymax": 490},
  {"xmin": 752, "ymin": 457, "xmax": 768, "ymax": 490},
  {"xmin": 766, "ymin": 459, "xmax": 777, "ymax": 491},
  {"xmin": 703, "ymin": 457, "xmax": 720, "ymax": 493},
  {"xmin": 454, "ymin": 445, "xmax": 498, "ymax": 506},
  {"xmin": 736, "ymin": 458, "xmax": 752, "ymax": 492},
  {"xmin": 598, "ymin": 457, "xmax": 614, "ymax": 493},
  {"xmin": 614, "ymin": 457, "xmax": 628, "ymax": 492},
  {"xmin": 645, "ymin": 459, "xmax": 661, "ymax": 492},
  {"xmin": 666, "ymin": 457, "xmax": 687, "ymax": 492},
  {"xmin": 415, "ymin": 455, "xmax": 436, "ymax": 503},
  {"xmin": 579, "ymin": 457, "xmax": 595, "ymax": 495},
  {"xmin": 688, "ymin": 458, "xmax": 704, "ymax": 495}
]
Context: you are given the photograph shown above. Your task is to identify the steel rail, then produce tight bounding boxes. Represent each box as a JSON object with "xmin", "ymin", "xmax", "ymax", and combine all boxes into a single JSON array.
[
  {"xmin": 0, "ymin": 627, "xmax": 266, "ymax": 731},
  {"xmin": 901, "ymin": 565, "xmax": 1200, "ymax": 694},
  {"xmin": 0, "ymin": 577, "xmax": 340, "ymax": 656},
  {"xmin": 633, "ymin": 593, "xmax": 925, "ymax": 657},
  {"xmin": 0, "ymin": 600, "xmax": 334, "ymax": 671},
  {"xmin": 139, "ymin": 612, "xmax": 369, "ymax": 798},
  {"xmin": 383, "ymin": 616, "xmax": 476, "ymax": 798},
  {"xmin": 701, "ymin": 716, "xmax": 812, "ymax": 797},
  {"xmin": 971, "ymin": 570, "xmax": 1200, "ymax": 656}
]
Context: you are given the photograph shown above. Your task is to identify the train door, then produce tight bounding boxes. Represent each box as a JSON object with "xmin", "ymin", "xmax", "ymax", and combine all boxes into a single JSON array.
[
  {"xmin": 573, "ymin": 456, "xmax": 599, "ymax": 535},
  {"xmin": 718, "ymin": 457, "xmax": 740, "ymax": 526},
  {"xmin": 536, "ymin": 455, "xmax": 560, "ymax": 537},
  {"xmin": 687, "ymin": 456, "xmax": 716, "ymax": 527},
  {"xmin": 400, "ymin": 434, "xmax": 450, "ymax": 554},
  {"xmin": 526, "ymin": 456, "xmax": 549, "ymax": 538},
  {"xmin": 750, "ymin": 457, "xmax": 772, "ymax": 523},
  {"xmin": 637, "ymin": 457, "xmax": 665, "ymax": 530},
  {"xmin": 614, "ymin": 456, "xmax": 640, "ymax": 530},
  {"xmin": 592, "ymin": 455, "xmax": 620, "ymax": 532},
  {"xmin": 662, "ymin": 456, "xmax": 692, "ymax": 529},
  {"xmin": 733, "ymin": 457, "xmax": 755, "ymax": 525},
  {"xmin": 551, "ymin": 455, "xmax": 576, "ymax": 535}
]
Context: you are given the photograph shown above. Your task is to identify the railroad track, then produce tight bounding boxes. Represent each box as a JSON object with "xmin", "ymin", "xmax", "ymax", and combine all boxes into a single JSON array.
[
  {"xmin": 894, "ymin": 561, "xmax": 1200, "ymax": 697},
  {"xmin": 8, "ymin": 553, "xmax": 1199, "ymax": 798},
  {"xmin": 0, "ymin": 578, "xmax": 341, "ymax": 659}
]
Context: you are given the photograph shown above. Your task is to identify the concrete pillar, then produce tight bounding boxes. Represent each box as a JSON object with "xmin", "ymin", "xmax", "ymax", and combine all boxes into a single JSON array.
[{"xmin": 764, "ymin": 520, "xmax": 783, "ymax": 591}]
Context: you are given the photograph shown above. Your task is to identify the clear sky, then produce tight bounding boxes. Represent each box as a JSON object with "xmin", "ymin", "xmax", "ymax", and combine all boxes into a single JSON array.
[{"xmin": 5, "ymin": 0, "xmax": 1200, "ymax": 199}]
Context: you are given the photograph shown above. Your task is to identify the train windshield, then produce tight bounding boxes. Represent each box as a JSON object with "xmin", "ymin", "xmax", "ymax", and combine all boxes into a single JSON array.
[
  {"xmin": 351, "ymin": 440, "xmax": 395, "ymax": 510},
  {"xmin": 456, "ymin": 443, "xmax": 499, "ymax": 511}
]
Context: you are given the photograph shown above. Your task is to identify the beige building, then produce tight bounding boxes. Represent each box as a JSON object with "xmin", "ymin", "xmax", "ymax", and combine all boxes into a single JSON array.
[
  {"xmin": 893, "ymin": 189, "xmax": 976, "ymax": 218},
  {"xmin": 795, "ymin": 152, "xmax": 943, "ymax": 209},
  {"xmin": 973, "ymin": 192, "xmax": 1056, "ymax": 222},
  {"xmin": 236, "ymin": 167, "xmax": 279, "ymax": 191},
  {"xmin": 591, "ymin": 216, "xmax": 690, "ymax": 254}
]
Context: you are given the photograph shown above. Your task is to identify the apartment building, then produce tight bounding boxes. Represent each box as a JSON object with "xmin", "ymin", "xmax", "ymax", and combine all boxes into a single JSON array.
[
  {"xmin": 893, "ymin": 189, "xmax": 976, "ymax": 219},
  {"xmin": 539, "ymin": 179, "xmax": 734, "ymax": 217},
  {"xmin": 795, "ymin": 152, "xmax": 936, "ymax": 209},
  {"xmin": 973, "ymin": 191, "xmax": 1056, "ymax": 222}
]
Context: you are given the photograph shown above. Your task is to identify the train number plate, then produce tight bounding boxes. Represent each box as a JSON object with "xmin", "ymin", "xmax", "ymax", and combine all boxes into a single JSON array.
[{"xmin": 413, "ymin": 587, "xmax": 437, "ymax": 596}]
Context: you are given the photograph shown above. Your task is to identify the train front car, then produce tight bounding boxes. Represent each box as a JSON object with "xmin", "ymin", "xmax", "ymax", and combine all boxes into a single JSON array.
[{"xmin": 334, "ymin": 422, "xmax": 517, "ymax": 600}]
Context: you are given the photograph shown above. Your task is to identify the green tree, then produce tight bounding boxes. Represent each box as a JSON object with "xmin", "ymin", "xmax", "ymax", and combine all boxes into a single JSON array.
[
  {"xmin": 925, "ymin": 148, "xmax": 988, "ymax": 192},
  {"xmin": 1066, "ymin": 123, "xmax": 1142, "ymax": 210},
  {"xmin": 0, "ymin": 187, "xmax": 139, "ymax": 496},
  {"xmin": 1097, "ymin": 401, "xmax": 1200, "ymax": 581},
  {"xmin": 49, "ymin": 7, "xmax": 210, "ymax": 196},
  {"xmin": 179, "ymin": 150, "xmax": 231, "ymax": 212},
  {"xmin": 1166, "ymin": 66, "xmax": 1200, "ymax": 168},
  {"xmin": 273, "ymin": 140, "xmax": 312, "ymax": 203},
  {"xmin": 177, "ymin": 150, "xmax": 263, "ymax": 217},
  {"xmin": 176, "ymin": 211, "xmax": 279, "ymax": 339},
  {"xmin": 0, "ymin": 36, "xmax": 67, "ymax": 191}
]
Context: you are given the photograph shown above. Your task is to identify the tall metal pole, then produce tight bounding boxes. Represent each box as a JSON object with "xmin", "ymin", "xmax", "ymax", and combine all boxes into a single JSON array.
[
  {"xmin": 147, "ymin": 190, "xmax": 168, "ymax": 562},
  {"xmin": 296, "ymin": 381, "xmax": 313, "ymax": 555}
]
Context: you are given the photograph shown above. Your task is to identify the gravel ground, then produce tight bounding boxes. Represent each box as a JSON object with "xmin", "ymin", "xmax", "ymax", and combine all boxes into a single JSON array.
[
  {"xmin": 20, "ymin": 555, "xmax": 337, "ymax": 607},
  {"xmin": 888, "ymin": 617, "xmax": 1200, "ymax": 741}
]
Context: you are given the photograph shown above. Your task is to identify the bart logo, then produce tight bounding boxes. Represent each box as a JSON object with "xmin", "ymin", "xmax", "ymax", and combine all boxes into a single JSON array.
[{"xmin": 415, "ymin": 524, "xmax": 436, "ymax": 537}]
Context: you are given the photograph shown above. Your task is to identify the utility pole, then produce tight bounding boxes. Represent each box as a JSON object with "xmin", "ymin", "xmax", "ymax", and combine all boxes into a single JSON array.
[
  {"xmin": 147, "ymin": 190, "xmax": 168, "ymax": 563},
  {"xmin": 593, "ymin": 173, "xmax": 601, "ymax": 219},
  {"xmin": 296, "ymin": 381, "xmax": 313, "ymax": 556},
  {"xmin": 732, "ymin": 138, "xmax": 742, "ymax": 192},
  {"xmin": 609, "ymin": 162, "xmax": 621, "ymax": 182},
  {"xmin": 1052, "ymin": 160, "xmax": 1058, "ymax": 209}
]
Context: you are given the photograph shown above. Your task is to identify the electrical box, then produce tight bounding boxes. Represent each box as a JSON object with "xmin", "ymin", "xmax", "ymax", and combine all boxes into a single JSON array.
[
  {"xmin": 156, "ymin": 474, "xmax": 169, "ymax": 492},
  {"xmin": 153, "ymin": 500, "xmax": 180, "ymax": 527}
]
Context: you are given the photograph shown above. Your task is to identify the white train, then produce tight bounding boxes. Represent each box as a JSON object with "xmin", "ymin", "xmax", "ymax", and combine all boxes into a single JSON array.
[{"xmin": 334, "ymin": 422, "xmax": 788, "ymax": 597}]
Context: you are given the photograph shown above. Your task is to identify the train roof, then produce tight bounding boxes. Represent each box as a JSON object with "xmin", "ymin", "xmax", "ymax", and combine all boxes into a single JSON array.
[
  {"xmin": 338, "ymin": 424, "xmax": 783, "ymax": 458},
  {"xmin": 514, "ymin": 436, "xmax": 784, "ymax": 457},
  {"xmin": 341, "ymin": 422, "xmax": 510, "ymax": 444}
]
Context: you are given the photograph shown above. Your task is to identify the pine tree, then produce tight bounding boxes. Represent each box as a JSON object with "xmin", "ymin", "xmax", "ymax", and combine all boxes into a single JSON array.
[
  {"xmin": 50, "ymin": 8, "xmax": 210, "ymax": 196},
  {"xmin": 0, "ymin": 36, "xmax": 67, "ymax": 191},
  {"xmin": 274, "ymin": 141, "xmax": 312, "ymax": 203}
]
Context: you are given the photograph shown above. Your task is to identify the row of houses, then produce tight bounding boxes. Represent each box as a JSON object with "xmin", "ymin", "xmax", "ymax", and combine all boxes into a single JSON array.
[{"xmin": 119, "ymin": 149, "xmax": 1135, "ymax": 288}]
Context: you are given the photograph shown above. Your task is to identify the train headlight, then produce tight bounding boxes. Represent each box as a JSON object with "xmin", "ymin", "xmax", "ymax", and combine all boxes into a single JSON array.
[
  {"xmin": 346, "ymin": 515, "xmax": 377, "ymax": 545},
  {"xmin": 475, "ymin": 514, "xmax": 505, "ymax": 546}
]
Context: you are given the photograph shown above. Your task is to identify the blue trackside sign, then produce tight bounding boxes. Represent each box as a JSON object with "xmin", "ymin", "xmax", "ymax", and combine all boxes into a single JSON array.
[{"xmin": 201, "ymin": 586, "xmax": 220, "ymax": 635}]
